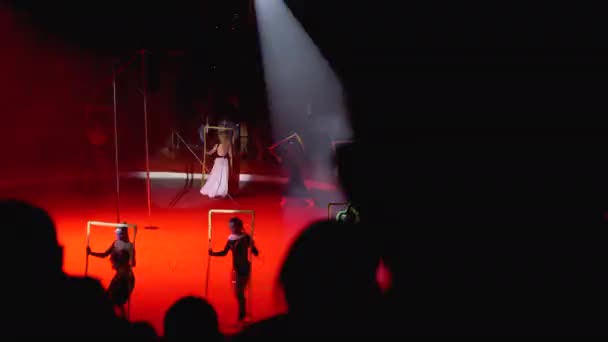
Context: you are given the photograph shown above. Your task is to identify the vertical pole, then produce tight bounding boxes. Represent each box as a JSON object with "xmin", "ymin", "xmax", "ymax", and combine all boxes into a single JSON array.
[
  {"xmin": 205, "ymin": 210, "xmax": 213, "ymax": 296},
  {"xmin": 141, "ymin": 50, "xmax": 152, "ymax": 217},
  {"xmin": 112, "ymin": 61, "xmax": 121, "ymax": 222},
  {"xmin": 202, "ymin": 122, "xmax": 207, "ymax": 187},
  {"xmin": 84, "ymin": 222, "xmax": 91, "ymax": 276}
]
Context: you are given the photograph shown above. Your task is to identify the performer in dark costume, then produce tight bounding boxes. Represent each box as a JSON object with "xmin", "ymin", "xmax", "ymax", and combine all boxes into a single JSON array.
[
  {"xmin": 283, "ymin": 140, "xmax": 309, "ymax": 197},
  {"xmin": 271, "ymin": 137, "xmax": 309, "ymax": 198},
  {"xmin": 87, "ymin": 226, "xmax": 136, "ymax": 318},
  {"xmin": 208, "ymin": 217, "xmax": 259, "ymax": 323}
]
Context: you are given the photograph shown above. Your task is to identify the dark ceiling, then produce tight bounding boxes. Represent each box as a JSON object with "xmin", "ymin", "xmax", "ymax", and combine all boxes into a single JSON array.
[
  {"xmin": 10, "ymin": 1, "xmax": 608, "ymax": 60},
  {"xmin": 8, "ymin": 1, "xmax": 250, "ymax": 54}
]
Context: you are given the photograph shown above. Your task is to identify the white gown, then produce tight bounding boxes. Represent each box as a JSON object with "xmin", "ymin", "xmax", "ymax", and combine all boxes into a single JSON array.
[{"xmin": 201, "ymin": 153, "xmax": 230, "ymax": 198}]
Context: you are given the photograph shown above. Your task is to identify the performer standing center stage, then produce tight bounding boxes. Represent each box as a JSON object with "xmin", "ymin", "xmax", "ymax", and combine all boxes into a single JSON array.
[
  {"xmin": 87, "ymin": 226, "xmax": 136, "ymax": 318},
  {"xmin": 209, "ymin": 217, "xmax": 259, "ymax": 323},
  {"xmin": 201, "ymin": 131, "xmax": 232, "ymax": 198}
]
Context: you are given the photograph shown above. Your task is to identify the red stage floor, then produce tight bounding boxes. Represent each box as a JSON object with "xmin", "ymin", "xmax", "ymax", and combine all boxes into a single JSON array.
[{"xmin": 1, "ymin": 177, "xmax": 346, "ymax": 335}]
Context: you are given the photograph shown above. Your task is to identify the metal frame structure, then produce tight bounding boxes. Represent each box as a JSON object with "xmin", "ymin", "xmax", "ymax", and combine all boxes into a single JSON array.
[
  {"xmin": 90, "ymin": 50, "xmax": 173, "ymax": 220},
  {"xmin": 328, "ymin": 202, "xmax": 349, "ymax": 220},
  {"xmin": 268, "ymin": 132, "xmax": 305, "ymax": 157},
  {"xmin": 140, "ymin": 50, "xmax": 152, "ymax": 217},
  {"xmin": 111, "ymin": 62, "xmax": 121, "ymax": 222},
  {"xmin": 173, "ymin": 131, "xmax": 205, "ymax": 166},
  {"xmin": 268, "ymin": 132, "xmax": 306, "ymax": 167},
  {"xmin": 84, "ymin": 221, "xmax": 138, "ymax": 318},
  {"xmin": 104, "ymin": 49, "xmax": 152, "ymax": 221},
  {"xmin": 204, "ymin": 209, "xmax": 256, "ymax": 317},
  {"xmin": 109, "ymin": 50, "xmax": 152, "ymax": 221}
]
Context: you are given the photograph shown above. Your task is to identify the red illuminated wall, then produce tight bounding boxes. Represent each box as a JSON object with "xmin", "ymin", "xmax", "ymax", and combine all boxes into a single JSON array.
[{"xmin": 0, "ymin": 6, "xmax": 173, "ymax": 189}]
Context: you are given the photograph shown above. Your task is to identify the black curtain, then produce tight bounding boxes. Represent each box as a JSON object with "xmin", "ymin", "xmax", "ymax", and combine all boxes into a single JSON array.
[{"xmin": 174, "ymin": 49, "xmax": 210, "ymax": 134}]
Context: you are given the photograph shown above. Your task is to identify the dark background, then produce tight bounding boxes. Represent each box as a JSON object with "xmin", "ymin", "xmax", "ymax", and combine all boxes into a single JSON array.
[
  {"xmin": 10, "ymin": 0, "xmax": 608, "ymax": 132},
  {"xmin": 8, "ymin": 0, "xmax": 264, "ymax": 121}
]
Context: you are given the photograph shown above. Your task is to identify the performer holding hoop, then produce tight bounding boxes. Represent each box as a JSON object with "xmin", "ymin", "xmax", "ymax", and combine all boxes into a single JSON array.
[
  {"xmin": 208, "ymin": 217, "xmax": 259, "ymax": 323},
  {"xmin": 87, "ymin": 226, "xmax": 136, "ymax": 318},
  {"xmin": 201, "ymin": 131, "xmax": 233, "ymax": 198},
  {"xmin": 269, "ymin": 133, "xmax": 309, "ymax": 198}
]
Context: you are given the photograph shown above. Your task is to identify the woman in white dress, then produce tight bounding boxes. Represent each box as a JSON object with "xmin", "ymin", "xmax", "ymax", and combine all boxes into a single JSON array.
[{"xmin": 201, "ymin": 132, "xmax": 232, "ymax": 198}]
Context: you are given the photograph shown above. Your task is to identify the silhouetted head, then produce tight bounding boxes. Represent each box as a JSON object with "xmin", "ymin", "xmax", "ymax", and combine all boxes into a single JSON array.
[
  {"xmin": 229, "ymin": 217, "xmax": 245, "ymax": 235},
  {"xmin": 218, "ymin": 131, "xmax": 230, "ymax": 144},
  {"xmin": 164, "ymin": 296, "xmax": 221, "ymax": 342},
  {"xmin": 115, "ymin": 225, "xmax": 130, "ymax": 242},
  {"xmin": 278, "ymin": 221, "xmax": 381, "ymax": 330},
  {"xmin": 0, "ymin": 199, "xmax": 63, "ymax": 279}
]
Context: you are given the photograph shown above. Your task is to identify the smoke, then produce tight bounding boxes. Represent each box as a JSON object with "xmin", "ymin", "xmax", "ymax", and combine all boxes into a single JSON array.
[{"xmin": 254, "ymin": 0, "xmax": 352, "ymax": 183}]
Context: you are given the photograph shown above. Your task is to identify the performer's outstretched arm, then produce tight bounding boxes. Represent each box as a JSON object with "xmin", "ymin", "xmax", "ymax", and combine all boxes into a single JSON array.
[
  {"xmin": 251, "ymin": 238, "xmax": 259, "ymax": 257},
  {"xmin": 209, "ymin": 240, "xmax": 230, "ymax": 256},
  {"xmin": 87, "ymin": 244, "xmax": 113, "ymax": 258},
  {"xmin": 206, "ymin": 144, "xmax": 218, "ymax": 155}
]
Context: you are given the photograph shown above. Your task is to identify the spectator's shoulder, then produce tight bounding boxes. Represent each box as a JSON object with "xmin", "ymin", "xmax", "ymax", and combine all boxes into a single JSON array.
[
  {"xmin": 65, "ymin": 275, "xmax": 106, "ymax": 293},
  {"xmin": 58, "ymin": 276, "xmax": 124, "ymax": 334},
  {"xmin": 233, "ymin": 314, "xmax": 289, "ymax": 339},
  {"xmin": 62, "ymin": 275, "xmax": 112, "ymax": 310}
]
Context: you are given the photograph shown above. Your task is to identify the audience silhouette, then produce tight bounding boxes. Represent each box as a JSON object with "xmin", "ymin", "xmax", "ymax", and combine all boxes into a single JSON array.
[
  {"xmin": 164, "ymin": 296, "xmax": 222, "ymax": 342},
  {"xmin": 235, "ymin": 220, "xmax": 382, "ymax": 337},
  {"xmin": 130, "ymin": 321, "xmax": 158, "ymax": 340},
  {"xmin": 1, "ymin": 200, "xmax": 127, "ymax": 336}
]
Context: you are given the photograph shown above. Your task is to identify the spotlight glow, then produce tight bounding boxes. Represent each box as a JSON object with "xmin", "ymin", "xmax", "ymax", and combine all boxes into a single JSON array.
[{"xmin": 254, "ymin": 0, "xmax": 352, "ymax": 188}]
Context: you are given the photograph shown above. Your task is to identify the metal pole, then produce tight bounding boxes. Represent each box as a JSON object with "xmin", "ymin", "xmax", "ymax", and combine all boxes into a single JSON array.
[
  {"xmin": 84, "ymin": 222, "xmax": 91, "ymax": 276},
  {"xmin": 112, "ymin": 61, "xmax": 121, "ymax": 222},
  {"xmin": 202, "ymin": 123, "xmax": 207, "ymax": 187},
  {"xmin": 141, "ymin": 50, "xmax": 152, "ymax": 217},
  {"xmin": 205, "ymin": 210, "xmax": 213, "ymax": 297},
  {"xmin": 174, "ymin": 132, "xmax": 205, "ymax": 165}
]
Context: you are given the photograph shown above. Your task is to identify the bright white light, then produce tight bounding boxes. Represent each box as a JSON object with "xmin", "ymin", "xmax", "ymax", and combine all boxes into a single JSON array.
[{"xmin": 254, "ymin": 0, "xmax": 352, "ymax": 187}]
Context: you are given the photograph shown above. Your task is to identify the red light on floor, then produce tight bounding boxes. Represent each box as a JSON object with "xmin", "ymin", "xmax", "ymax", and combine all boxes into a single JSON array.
[{"xmin": 280, "ymin": 197, "xmax": 314, "ymax": 208}]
